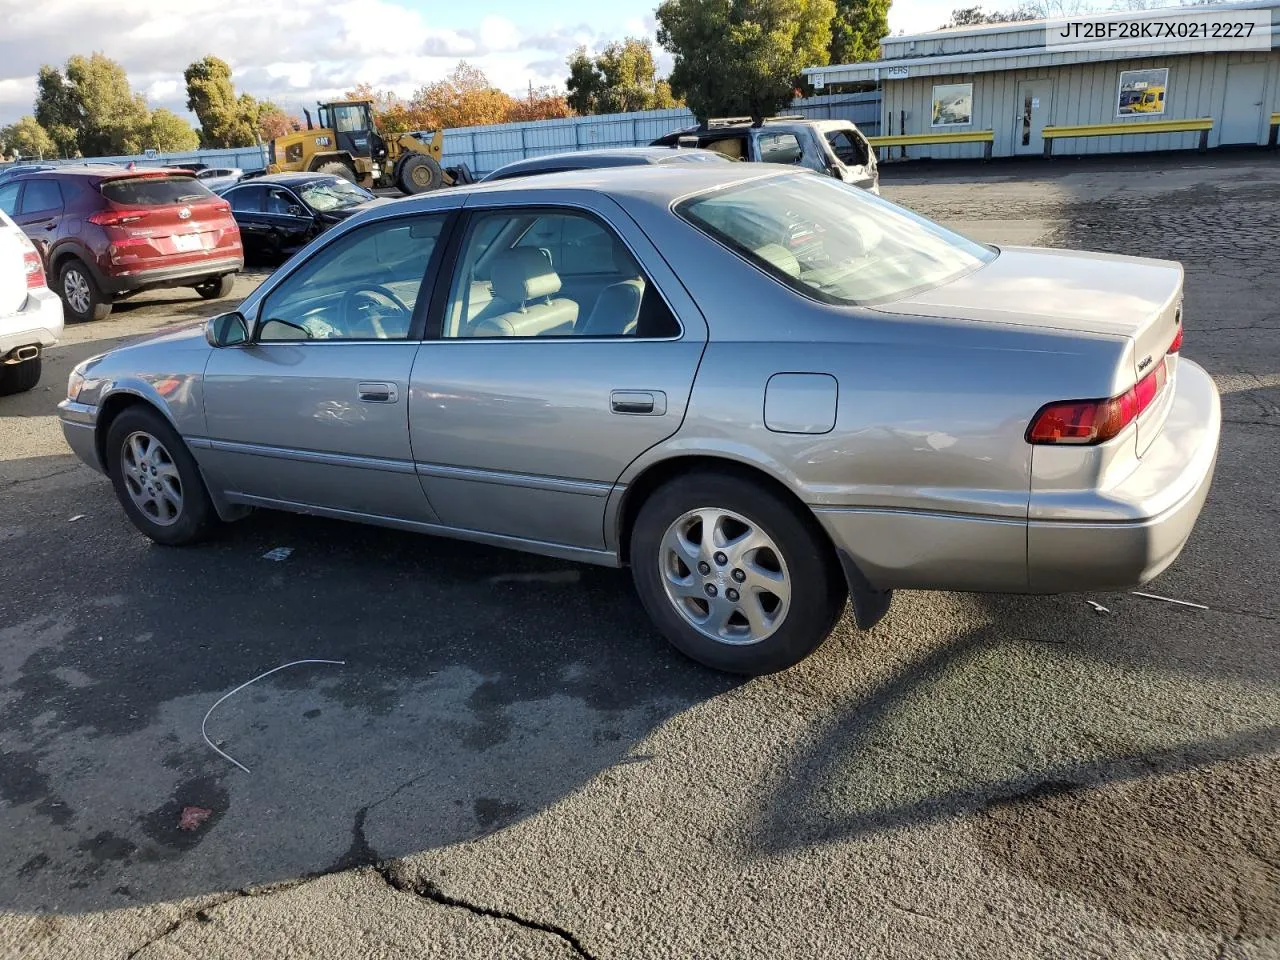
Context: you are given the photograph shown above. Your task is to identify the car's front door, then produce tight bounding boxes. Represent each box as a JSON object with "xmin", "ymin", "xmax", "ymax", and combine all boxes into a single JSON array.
[
  {"xmin": 200, "ymin": 211, "xmax": 451, "ymax": 522},
  {"xmin": 262, "ymin": 186, "xmax": 320, "ymax": 253},
  {"xmin": 409, "ymin": 196, "xmax": 709, "ymax": 552}
]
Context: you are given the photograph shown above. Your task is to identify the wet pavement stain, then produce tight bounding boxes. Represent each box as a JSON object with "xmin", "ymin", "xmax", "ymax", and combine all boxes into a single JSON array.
[{"xmin": 138, "ymin": 776, "xmax": 229, "ymax": 853}]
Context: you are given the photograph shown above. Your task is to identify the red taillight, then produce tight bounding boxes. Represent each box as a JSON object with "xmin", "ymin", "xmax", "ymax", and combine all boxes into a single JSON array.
[
  {"xmin": 1168, "ymin": 325, "xmax": 1183, "ymax": 354},
  {"xmin": 1027, "ymin": 358, "xmax": 1168, "ymax": 445},
  {"xmin": 88, "ymin": 209, "xmax": 150, "ymax": 227},
  {"xmin": 23, "ymin": 249, "xmax": 46, "ymax": 289}
]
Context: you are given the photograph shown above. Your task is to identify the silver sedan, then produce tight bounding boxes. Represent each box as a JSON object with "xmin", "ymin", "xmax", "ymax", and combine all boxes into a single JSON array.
[{"xmin": 58, "ymin": 165, "xmax": 1220, "ymax": 674}]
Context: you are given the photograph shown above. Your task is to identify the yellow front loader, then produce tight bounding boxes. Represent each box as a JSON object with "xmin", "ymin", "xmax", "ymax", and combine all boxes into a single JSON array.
[{"xmin": 266, "ymin": 100, "xmax": 474, "ymax": 195}]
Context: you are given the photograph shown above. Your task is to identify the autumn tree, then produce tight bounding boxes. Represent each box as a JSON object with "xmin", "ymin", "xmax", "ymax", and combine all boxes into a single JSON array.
[
  {"xmin": 410, "ymin": 63, "xmax": 514, "ymax": 129},
  {"xmin": 566, "ymin": 38, "xmax": 679, "ymax": 115},
  {"xmin": 257, "ymin": 102, "xmax": 300, "ymax": 140},
  {"xmin": 506, "ymin": 85, "xmax": 574, "ymax": 122},
  {"xmin": 185, "ymin": 56, "xmax": 260, "ymax": 147},
  {"xmin": 829, "ymin": 0, "xmax": 891, "ymax": 64},
  {"xmin": 657, "ymin": 0, "xmax": 836, "ymax": 122},
  {"xmin": 0, "ymin": 116, "xmax": 57, "ymax": 159}
]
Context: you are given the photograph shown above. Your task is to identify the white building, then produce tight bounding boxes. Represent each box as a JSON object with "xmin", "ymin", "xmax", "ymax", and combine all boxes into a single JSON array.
[{"xmin": 805, "ymin": 1, "xmax": 1280, "ymax": 159}]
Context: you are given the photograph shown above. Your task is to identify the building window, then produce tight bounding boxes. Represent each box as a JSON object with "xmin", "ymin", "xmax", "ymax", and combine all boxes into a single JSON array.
[
  {"xmin": 931, "ymin": 82, "xmax": 973, "ymax": 127},
  {"xmin": 1117, "ymin": 68, "xmax": 1168, "ymax": 117}
]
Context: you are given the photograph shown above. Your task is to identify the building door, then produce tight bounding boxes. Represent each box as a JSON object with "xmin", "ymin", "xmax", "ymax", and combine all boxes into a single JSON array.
[
  {"xmin": 1013, "ymin": 80, "xmax": 1053, "ymax": 155},
  {"xmin": 1220, "ymin": 63, "xmax": 1267, "ymax": 145}
]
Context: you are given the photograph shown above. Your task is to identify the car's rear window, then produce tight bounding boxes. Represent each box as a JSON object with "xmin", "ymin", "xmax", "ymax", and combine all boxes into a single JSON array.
[
  {"xmin": 675, "ymin": 173, "xmax": 996, "ymax": 306},
  {"xmin": 99, "ymin": 176, "xmax": 214, "ymax": 206}
]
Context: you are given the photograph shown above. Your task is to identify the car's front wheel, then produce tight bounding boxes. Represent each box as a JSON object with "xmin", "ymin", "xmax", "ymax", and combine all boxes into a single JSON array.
[
  {"xmin": 105, "ymin": 406, "xmax": 218, "ymax": 546},
  {"xmin": 194, "ymin": 275, "xmax": 235, "ymax": 300},
  {"xmin": 629, "ymin": 472, "xmax": 848, "ymax": 675},
  {"xmin": 59, "ymin": 260, "xmax": 111, "ymax": 322}
]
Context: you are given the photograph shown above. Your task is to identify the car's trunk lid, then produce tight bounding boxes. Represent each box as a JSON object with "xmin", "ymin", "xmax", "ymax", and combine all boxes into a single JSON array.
[
  {"xmin": 0, "ymin": 222, "xmax": 30, "ymax": 318},
  {"xmin": 97, "ymin": 173, "xmax": 231, "ymax": 254},
  {"xmin": 877, "ymin": 246, "xmax": 1183, "ymax": 454}
]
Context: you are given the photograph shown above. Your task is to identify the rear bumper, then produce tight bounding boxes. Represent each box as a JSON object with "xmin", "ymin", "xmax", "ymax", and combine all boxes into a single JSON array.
[
  {"xmin": 0, "ymin": 289, "xmax": 65, "ymax": 356},
  {"xmin": 1026, "ymin": 358, "xmax": 1220, "ymax": 591},
  {"xmin": 58, "ymin": 400, "xmax": 104, "ymax": 473},
  {"xmin": 101, "ymin": 256, "xmax": 243, "ymax": 296},
  {"xmin": 812, "ymin": 359, "xmax": 1220, "ymax": 594}
]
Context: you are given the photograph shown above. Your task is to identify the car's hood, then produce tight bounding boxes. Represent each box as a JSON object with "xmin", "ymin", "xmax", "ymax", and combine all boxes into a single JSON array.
[{"xmin": 876, "ymin": 245, "xmax": 1183, "ymax": 377}]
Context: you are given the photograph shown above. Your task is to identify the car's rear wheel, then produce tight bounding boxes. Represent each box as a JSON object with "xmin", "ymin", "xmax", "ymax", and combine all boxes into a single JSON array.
[
  {"xmin": 0, "ymin": 355, "xmax": 41, "ymax": 395},
  {"xmin": 59, "ymin": 260, "xmax": 111, "ymax": 322},
  {"xmin": 315, "ymin": 160, "xmax": 357, "ymax": 183},
  {"xmin": 629, "ymin": 472, "xmax": 848, "ymax": 675},
  {"xmin": 105, "ymin": 406, "xmax": 218, "ymax": 546},
  {"xmin": 194, "ymin": 275, "xmax": 235, "ymax": 300}
]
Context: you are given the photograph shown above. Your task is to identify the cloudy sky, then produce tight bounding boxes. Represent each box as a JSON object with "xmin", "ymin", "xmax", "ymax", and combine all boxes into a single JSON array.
[{"xmin": 0, "ymin": 0, "xmax": 955, "ymax": 126}]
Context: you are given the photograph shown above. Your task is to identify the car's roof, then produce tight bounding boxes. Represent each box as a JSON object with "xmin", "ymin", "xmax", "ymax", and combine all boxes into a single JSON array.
[
  {"xmin": 457, "ymin": 162, "xmax": 799, "ymax": 207},
  {"xmin": 237, "ymin": 172, "xmax": 341, "ymax": 187},
  {"xmin": 484, "ymin": 146, "xmax": 722, "ymax": 180},
  {"xmin": 15, "ymin": 165, "xmax": 198, "ymax": 180}
]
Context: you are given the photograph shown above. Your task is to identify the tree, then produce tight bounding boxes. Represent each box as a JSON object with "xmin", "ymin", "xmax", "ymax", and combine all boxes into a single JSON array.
[
  {"xmin": 142, "ymin": 108, "xmax": 199, "ymax": 152},
  {"xmin": 940, "ymin": 4, "xmax": 1036, "ymax": 26},
  {"xmin": 257, "ymin": 103, "xmax": 300, "ymax": 141},
  {"xmin": 410, "ymin": 62, "xmax": 515, "ymax": 129},
  {"xmin": 506, "ymin": 84, "xmax": 574, "ymax": 123},
  {"xmin": 829, "ymin": 0, "xmax": 891, "ymax": 64},
  {"xmin": 184, "ymin": 56, "xmax": 260, "ymax": 148},
  {"xmin": 0, "ymin": 116, "xmax": 57, "ymax": 159},
  {"xmin": 657, "ymin": 0, "xmax": 836, "ymax": 122},
  {"xmin": 33, "ymin": 53, "xmax": 151, "ymax": 156},
  {"xmin": 566, "ymin": 38, "xmax": 681, "ymax": 115}
]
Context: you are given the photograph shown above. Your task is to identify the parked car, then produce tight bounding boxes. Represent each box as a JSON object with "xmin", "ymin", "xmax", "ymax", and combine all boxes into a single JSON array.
[
  {"xmin": 219, "ymin": 172, "xmax": 385, "ymax": 263},
  {"xmin": 0, "ymin": 163, "xmax": 57, "ymax": 186},
  {"xmin": 652, "ymin": 117, "xmax": 879, "ymax": 193},
  {"xmin": 482, "ymin": 146, "xmax": 732, "ymax": 182},
  {"xmin": 58, "ymin": 165, "xmax": 1219, "ymax": 675},
  {"xmin": 0, "ymin": 208, "xmax": 63, "ymax": 395},
  {"xmin": 195, "ymin": 167, "xmax": 244, "ymax": 192},
  {"xmin": 0, "ymin": 166, "xmax": 242, "ymax": 322}
]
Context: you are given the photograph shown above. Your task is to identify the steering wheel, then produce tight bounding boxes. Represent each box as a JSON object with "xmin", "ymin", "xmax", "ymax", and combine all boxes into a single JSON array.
[{"xmin": 339, "ymin": 283, "xmax": 412, "ymax": 339}]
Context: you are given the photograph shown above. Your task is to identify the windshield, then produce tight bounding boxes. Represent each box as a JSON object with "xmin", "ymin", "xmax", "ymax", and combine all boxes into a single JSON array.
[
  {"xmin": 300, "ymin": 178, "xmax": 373, "ymax": 212},
  {"xmin": 675, "ymin": 174, "xmax": 995, "ymax": 305}
]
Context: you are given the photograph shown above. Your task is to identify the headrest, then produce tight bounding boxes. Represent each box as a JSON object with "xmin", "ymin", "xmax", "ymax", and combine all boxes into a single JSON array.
[
  {"xmin": 753, "ymin": 243, "xmax": 801, "ymax": 278},
  {"xmin": 490, "ymin": 248, "xmax": 561, "ymax": 303}
]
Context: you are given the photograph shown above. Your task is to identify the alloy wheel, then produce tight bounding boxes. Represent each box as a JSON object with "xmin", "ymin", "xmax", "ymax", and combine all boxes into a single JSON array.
[
  {"xmin": 120, "ymin": 431, "xmax": 184, "ymax": 526},
  {"xmin": 63, "ymin": 268, "xmax": 91, "ymax": 315}
]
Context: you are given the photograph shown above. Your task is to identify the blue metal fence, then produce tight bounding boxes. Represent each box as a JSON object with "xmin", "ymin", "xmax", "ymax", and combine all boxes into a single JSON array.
[{"xmin": 0, "ymin": 92, "xmax": 882, "ymax": 177}]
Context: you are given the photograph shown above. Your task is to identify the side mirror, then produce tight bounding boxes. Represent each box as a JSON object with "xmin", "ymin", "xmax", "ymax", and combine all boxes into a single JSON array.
[
  {"xmin": 288, "ymin": 204, "xmax": 307, "ymax": 218},
  {"xmin": 206, "ymin": 311, "xmax": 248, "ymax": 348}
]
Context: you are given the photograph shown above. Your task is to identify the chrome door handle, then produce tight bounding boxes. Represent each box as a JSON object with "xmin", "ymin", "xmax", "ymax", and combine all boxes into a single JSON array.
[
  {"xmin": 611, "ymin": 390, "xmax": 666, "ymax": 415},
  {"xmin": 357, "ymin": 381, "xmax": 398, "ymax": 403}
]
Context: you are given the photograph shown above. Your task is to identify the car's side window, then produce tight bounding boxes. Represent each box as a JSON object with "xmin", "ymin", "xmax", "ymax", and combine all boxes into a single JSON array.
[
  {"xmin": 826, "ymin": 130, "xmax": 869, "ymax": 167},
  {"xmin": 257, "ymin": 215, "xmax": 445, "ymax": 342},
  {"xmin": 228, "ymin": 186, "xmax": 264, "ymax": 213},
  {"xmin": 0, "ymin": 183, "xmax": 18, "ymax": 217},
  {"xmin": 755, "ymin": 132, "xmax": 804, "ymax": 165},
  {"xmin": 442, "ymin": 209, "xmax": 681, "ymax": 340},
  {"xmin": 266, "ymin": 188, "xmax": 300, "ymax": 216},
  {"xmin": 19, "ymin": 180, "xmax": 62, "ymax": 215}
]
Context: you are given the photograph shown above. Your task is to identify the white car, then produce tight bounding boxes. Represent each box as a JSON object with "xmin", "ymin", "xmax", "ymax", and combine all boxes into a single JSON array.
[
  {"xmin": 195, "ymin": 167, "xmax": 245, "ymax": 192},
  {"xmin": 0, "ymin": 209, "xmax": 64, "ymax": 395}
]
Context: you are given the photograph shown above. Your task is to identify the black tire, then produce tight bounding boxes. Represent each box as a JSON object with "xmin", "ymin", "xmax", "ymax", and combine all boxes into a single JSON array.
[
  {"xmin": 396, "ymin": 154, "xmax": 443, "ymax": 195},
  {"xmin": 105, "ymin": 406, "xmax": 218, "ymax": 546},
  {"xmin": 629, "ymin": 472, "xmax": 848, "ymax": 675},
  {"xmin": 194, "ymin": 275, "xmax": 235, "ymax": 300},
  {"xmin": 315, "ymin": 160, "xmax": 357, "ymax": 183},
  {"xmin": 59, "ymin": 259, "xmax": 111, "ymax": 322},
  {"xmin": 0, "ymin": 356, "xmax": 41, "ymax": 396}
]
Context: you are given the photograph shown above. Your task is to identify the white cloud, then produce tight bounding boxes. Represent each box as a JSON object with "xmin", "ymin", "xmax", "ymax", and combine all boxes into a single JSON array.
[{"xmin": 0, "ymin": 0, "xmax": 666, "ymax": 126}]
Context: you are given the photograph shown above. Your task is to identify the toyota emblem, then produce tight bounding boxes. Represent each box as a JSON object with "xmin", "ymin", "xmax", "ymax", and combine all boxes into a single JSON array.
[{"xmin": 178, "ymin": 207, "xmax": 191, "ymax": 220}]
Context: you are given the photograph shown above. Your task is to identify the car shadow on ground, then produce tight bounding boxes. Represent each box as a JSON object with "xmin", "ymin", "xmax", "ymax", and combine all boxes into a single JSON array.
[{"xmin": 0, "ymin": 457, "xmax": 739, "ymax": 913}]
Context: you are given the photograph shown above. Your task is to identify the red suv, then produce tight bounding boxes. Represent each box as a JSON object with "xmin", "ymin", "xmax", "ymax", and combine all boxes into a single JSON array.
[{"xmin": 0, "ymin": 166, "xmax": 243, "ymax": 322}]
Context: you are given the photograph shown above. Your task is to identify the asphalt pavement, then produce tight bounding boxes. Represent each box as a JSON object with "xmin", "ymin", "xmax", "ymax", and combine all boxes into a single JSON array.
[{"xmin": 1, "ymin": 154, "xmax": 1277, "ymax": 960}]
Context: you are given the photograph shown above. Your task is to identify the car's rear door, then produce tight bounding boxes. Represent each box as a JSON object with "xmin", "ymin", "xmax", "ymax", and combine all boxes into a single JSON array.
[
  {"xmin": 408, "ymin": 191, "xmax": 709, "ymax": 552},
  {"xmin": 200, "ymin": 210, "xmax": 453, "ymax": 521},
  {"xmin": 13, "ymin": 178, "xmax": 64, "ymax": 260}
]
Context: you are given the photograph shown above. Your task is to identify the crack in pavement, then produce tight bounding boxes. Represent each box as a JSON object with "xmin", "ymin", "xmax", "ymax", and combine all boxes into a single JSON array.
[
  {"xmin": 373, "ymin": 862, "xmax": 596, "ymax": 960},
  {"xmin": 0, "ymin": 465, "xmax": 84, "ymax": 490},
  {"xmin": 122, "ymin": 880, "xmax": 316, "ymax": 960}
]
